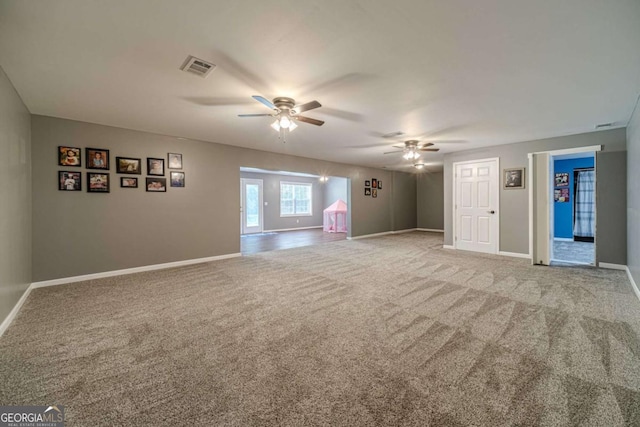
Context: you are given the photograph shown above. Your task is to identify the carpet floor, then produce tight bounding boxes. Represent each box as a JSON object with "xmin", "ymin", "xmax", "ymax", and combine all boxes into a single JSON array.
[{"xmin": 1, "ymin": 232, "xmax": 639, "ymax": 426}]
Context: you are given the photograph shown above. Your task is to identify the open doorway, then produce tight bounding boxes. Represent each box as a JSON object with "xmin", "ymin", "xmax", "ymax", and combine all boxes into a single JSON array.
[
  {"xmin": 239, "ymin": 167, "xmax": 350, "ymax": 254},
  {"xmin": 550, "ymin": 152, "xmax": 595, "ymax": 265}
]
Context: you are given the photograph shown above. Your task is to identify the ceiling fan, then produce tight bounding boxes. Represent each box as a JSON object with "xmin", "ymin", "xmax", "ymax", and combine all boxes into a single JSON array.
[
  {"xmin": 383, "ymin": 140, "xmax": 440, "ymax": 160},
  {"xmin": 238, "ymin": 96, "xmax": 324, "ymax": 139}
]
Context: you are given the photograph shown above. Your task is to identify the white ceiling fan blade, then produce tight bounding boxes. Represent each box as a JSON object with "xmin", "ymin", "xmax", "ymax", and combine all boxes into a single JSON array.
[{"xmin": 252, "ymin": 95, "xmax": 277, "ymax": 110}]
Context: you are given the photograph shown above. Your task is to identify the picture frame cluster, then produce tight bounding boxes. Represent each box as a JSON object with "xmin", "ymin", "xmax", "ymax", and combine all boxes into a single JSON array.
[
  {"xmin": 364, "ymin": 178, "xmax": 381, "ymax": 198},
  {"xmin": 58, "ymin": 146, "xmax": 185, "ymax": 193}
]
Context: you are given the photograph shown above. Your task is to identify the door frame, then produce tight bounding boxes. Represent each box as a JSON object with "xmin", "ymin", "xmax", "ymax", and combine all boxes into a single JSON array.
[
  {"xmin": 527, "ymin": 145, "xmax": 601, "ymax": 265},
  {"xmin": 240, "ymin": 178, "xmax": 264, "ymax": 235},
  {"xmin": 452, "ymin": 157, "xmax": 500, "ymax": 254}
]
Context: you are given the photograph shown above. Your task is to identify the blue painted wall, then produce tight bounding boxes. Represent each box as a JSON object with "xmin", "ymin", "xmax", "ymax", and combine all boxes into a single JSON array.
[{"xmin": 553, "ymin": 157, "xmax": 594, "ymax": 238}]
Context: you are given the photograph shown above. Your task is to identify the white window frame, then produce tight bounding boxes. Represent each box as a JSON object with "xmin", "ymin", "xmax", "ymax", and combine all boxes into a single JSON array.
[{"xmin": 280, "ymin": 181, "xmax": 313, "ymax": 217}]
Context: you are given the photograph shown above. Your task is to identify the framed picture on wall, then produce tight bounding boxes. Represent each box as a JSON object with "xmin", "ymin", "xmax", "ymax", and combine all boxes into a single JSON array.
[
  {"xmin": 58, "ymin": 146, "xmax": 81, "ymax": 167},
  {"xmin": 86, "ymin": 148, "xmax": 110, "ymax": 170},
  {"xmin": 146, "ymin": 177, "xmax": 167, "ymax": 192},
  {"xmin": 364, "ymin": 188, "xmax": 371, "ymax": 196},
  {"xmin": 372, "ymin": 188, "xmax": 378, "ymax": 198},
  {"xmin": 378, "ymin": 181, "xmax": 382, "ymax": 190},
  {"xmin": 372, "ymin": 178, "xmax": 378, "ymax": 188},
  {"xmin": 365, "ymin": 180, "xmax": 370, "ymax": 187},
  {"xmin": 504, "ymin": 167, "xmax": 525, "ymax": 189},
  {"xmin": 147, "ymin": 158, "xmax": 165, "ymax": 176},
  {"xmin": 58, "ymin": 171, "xmax": 82, "ymax": 191},
  {"xmin": 168, "ymin": 153, "xmax": 183, "ymax": 169},
  {"xmin": 87, "ymin": 172, "xmax": 110, "ymax": 193},
  {"xmin": 116, "ymin": 157, "xmax": 142, "ymax": 174},
  {"xmin": 555, "ymin": 172, "xmax": 569, "ymax": 187},
  {"xmin": 121, "ymin": 177, "xmax": 138, "ymax": 188},
  {"xmin": 170, "ymin": 171, "xmax": 185, "ymax": 187}
]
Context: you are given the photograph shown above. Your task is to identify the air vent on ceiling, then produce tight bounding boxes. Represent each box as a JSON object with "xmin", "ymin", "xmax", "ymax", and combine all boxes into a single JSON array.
[
  {"xmin": 181, "ymin": 55, "xmax": 216, "ymax": 78},
  {"xmin": 595, "ymin": 122, "xmax": 614, "ymax": 129},
  {"xmin": 382, "ymin": 131, "xmax": 404, "ymax": 138}
]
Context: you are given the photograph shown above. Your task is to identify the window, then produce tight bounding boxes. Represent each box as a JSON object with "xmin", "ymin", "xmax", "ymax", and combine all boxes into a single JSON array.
[{"xmin": 280, "ymin": 182, "xmax": 312, "ymax": 216}]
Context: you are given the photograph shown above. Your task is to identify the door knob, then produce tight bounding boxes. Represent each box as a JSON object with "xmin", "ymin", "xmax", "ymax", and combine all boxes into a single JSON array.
[{"xmin": 488, "ymin": 210, "xmax": 495, "ymax": 214}]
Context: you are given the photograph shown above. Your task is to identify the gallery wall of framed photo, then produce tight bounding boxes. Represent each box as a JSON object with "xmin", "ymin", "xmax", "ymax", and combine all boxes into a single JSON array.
[{"xmin": 57, "ymin": 146, "xmax": 186, "ymax": 193}]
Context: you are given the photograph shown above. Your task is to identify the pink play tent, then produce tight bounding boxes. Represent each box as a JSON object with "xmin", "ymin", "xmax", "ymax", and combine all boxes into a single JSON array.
[{"xmin": 323, "ymin": 199, "xmax": 348, "ymax": 233}]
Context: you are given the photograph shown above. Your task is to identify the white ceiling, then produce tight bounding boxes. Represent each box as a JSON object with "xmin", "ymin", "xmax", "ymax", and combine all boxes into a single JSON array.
[{"xmin": 1, "ymin": 1, "xmax": 639, "ymax": 170}]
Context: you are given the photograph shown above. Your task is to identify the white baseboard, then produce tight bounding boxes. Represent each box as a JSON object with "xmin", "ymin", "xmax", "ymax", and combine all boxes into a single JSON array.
[
  {"xmin": 625, "ymin": 266, "xmax": 640, "ymax": 302},
  {"xmin": 598, "ymin": 262, "xmax": 627, "ymax": 271},
  {"xmin": 443, "ymin": 245, "xmax": 455, "ymax": 250},
  {"xmin": 499, "ymin": 251, "xmax": 532, "ymax": 259},
  {"xmin": 0, "ymin": 286, "xmax": 33, "ymax": 338},
  {"xmin": 31, "ymin": 253, "xmax": 242, "ymax": 289},
  {"xmin": 347, "ymin": 231, "xmax": 393, "ymax": 240},
  {"xmin": 392, "ymin": 228, "xmax": 418, "ymax": 234},
  {"xmin": 262, "ymin": 226, "xmax": 322, "ymax": 233},
  {"xmin": 416, "ymin": 228, "xmax": 444, "ymax": 233}
]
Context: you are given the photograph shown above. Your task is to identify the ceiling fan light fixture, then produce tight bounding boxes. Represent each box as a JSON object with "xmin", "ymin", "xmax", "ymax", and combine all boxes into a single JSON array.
[
  {"xmin": 279, "ymin": 116, "xmax": 292, "ymax": 129},
  {"xmin": 403, "ymin": 150, "xmax": 420, "ymax": 160},
  {"xmin": 271, "ymin": 120, "xmax": 281, "ymax": 131},
  {"xmin": 288, "ymin": 120, "xmax": 297, "ymax": 131},
  {"xmin": 414, "ymin": 163, "xmax": 425, "ymax": 169}
]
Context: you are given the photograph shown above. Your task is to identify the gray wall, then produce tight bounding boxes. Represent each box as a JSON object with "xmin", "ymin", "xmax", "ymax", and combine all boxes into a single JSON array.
[
  {"xmin": 31, "ymin": 115, "xmax": 400, "ymax": 281},
  {"xmin": 240, "ymin": 171, "xmax": 324, "ymax": 231},
  {"xmin": 596, "ymin": 151, "xmax": 627, "ymax": 265},
  {"xmin": 391, "ymin": 171, "xmax": 417, "ymax": 231},
  {"xmin": 443, "ymin": 129, "xmax": 627, "ymax": 255},
  {"xmin": 417, "ymin": 171, "xmax": 444, "ymax": 230},
  {"xmin": 324, "ymin": 177, "xmax": 348, "ymax": 208},
  {"xmin": 628, "ymin": 103, "xmax": 640, "ymax": 286},
  {"xmin": 0, "ymin": 66, "xmax": 31, "ymax": 324}
]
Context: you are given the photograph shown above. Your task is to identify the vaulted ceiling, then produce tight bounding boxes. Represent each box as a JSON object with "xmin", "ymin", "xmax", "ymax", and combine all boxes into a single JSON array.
[{"xmin": 1, "ymin": 1, "xmax": 639, "ymax": 170}]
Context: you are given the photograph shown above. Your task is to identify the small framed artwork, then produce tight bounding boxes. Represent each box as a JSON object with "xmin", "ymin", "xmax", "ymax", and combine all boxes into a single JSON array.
[
  {"xmin": 364, "ymin": 188, "xmax": 371, "ymax": 196},
  {"xmin": 146, "ymin": 177, "xmax": 167, "ymax": 192},
  {"xmin": 121, "ymin": 177, "xmax": 138, "ymax": 188},
  {"xmin": 365, "ymin": 180, "xmax": 370, "ymax": 187},
  {"xmin": 59, "ymin": 171, "xmax": 82, "ymax": 191},
  {"xmin": 86, "ymin": 148, "xmax": 110, "ymax": 170},
  {"xmin": 372, "ymin": 188, "xmax": 378, "ymax": 198},
  {"xmin": 168, "ymin": 153, "xmax": 183, "ymax": 169},
  {"xmin": 378, "ymin": 181, "xmax": 382, "ymax": 190},
  {"xmin": 87, "ymin": 172, "xmax": 110, "ymax": 193},
  {"xmin": 555, "ymin": 172, "xmax": 569, "ymax": 187},
  {"xmin": 116, "ymin": 157, "xmax": 142, "ymax": 174},
  {"xmin": 554, "ymin": 188, "xmax": 570, "ymax": 202},
  {"xmin": 58, "ymin": 146, "xmax": 81, "ymax": 167},
  {"xmin": 372, "ymin": 178, "xmax": 378, "ymax": 188},
  {"xmin": 170, "ymin": 171, "xmax": 185, "ymax": 187},
  {"xmin": 504, "ymin": 167, "xmax": 525, "ymax": 189},
  {"xmin": 147, "ymin": 158, "xmax": 165, "ymax": 176}
]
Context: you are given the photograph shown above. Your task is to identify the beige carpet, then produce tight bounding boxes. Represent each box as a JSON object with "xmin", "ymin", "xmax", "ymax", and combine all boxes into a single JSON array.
[{"xmin": 1, "ymin": 232, "xmax": 639, "ymax": 426}]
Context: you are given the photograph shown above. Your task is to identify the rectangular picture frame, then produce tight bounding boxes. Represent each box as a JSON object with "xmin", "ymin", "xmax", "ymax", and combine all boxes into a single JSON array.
[
  {"xmin": 504, "ymin": 167, "xmax": 525, "ymax": 189},
  {"xmin": 86, "ymin": 148, "xmax": 110, "ymax": 170},
  {"xmin": 116, "ymin": 157, "xmax": 142, "ymax": 174},
  {"xmin": 146, "ymin": 177, "xmax": 167, "ymax": 192},
  {"xmin": 87, "ymin": 172, "xmax": 110, "ymax": 193},
  {"xmin": 147, "ymin": 157, "xmax": 165, "ymax": 176},
  {"xmin": 58, "ymin": 146, "xmax": 81, "ymax": 167},
  {"xmin": 120, "ymin": 177, "xmax": 138, "ymax": 188},
  {"xmin": 372, "ymin": 178, "xmax": 378, "ymax": 188},
  {"xmin": 168, "ymin": 153, "xmax": 183, "ymax": 169},
  {"xmin": 372, "ymin": 188, "xmax": 378, "ymax": 198},
  {"xmin": 364, "ymin": 188, "xmax": 371, "ymax": 196},
  {"xmin": 58, "ymin": 171, "xmax": 82, "ymax": 191},
  {"xmin": 170, "ymin": 171, "xmax": 185, "ymax": 187}
]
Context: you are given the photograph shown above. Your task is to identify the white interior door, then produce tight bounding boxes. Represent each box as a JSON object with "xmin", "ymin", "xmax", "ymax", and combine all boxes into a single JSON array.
[
  {"xmin": 532, "ymin": 153, "xmax": 551, "ymax": 265},
  {"xmin": 454, "ymin": 159, "xmax": 499, "ymax": 254},
  {"xmin": 241, "ymin": 178, "xmax": 263, "ymax": 234}
]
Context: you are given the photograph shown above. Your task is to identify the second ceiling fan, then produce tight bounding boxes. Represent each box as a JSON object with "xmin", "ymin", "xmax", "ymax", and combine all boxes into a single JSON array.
[{"xmin": 384, "ymin": 140, "xmax": 440, "ymax": 160}]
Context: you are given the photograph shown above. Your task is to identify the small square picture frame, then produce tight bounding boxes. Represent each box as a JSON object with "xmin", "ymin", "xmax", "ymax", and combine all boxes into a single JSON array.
[
  {"xmin": 120, "ymin": 177, "xmax": 138, "ymax": 188},
  {"xmin": 146, "ymin": 177, "xmax": 167, "ymax": 192},
  {"xmin": 168, "ymin": 153, "xmax": 183, "ymax": 169},
  {"xmin": 58, "ymin": 146, "xmax": 81, "ymax": 167},
  {"xmin": 147, "ymin": 158, "xmax": 165, "ymax": 176},
  {"xmin": 364, "ymin": 188, "xmax": 371, "ymax": 196},
  {"xmin": 365, "ymin": 180, "xmax": 371, "ymax": 187},
  {"xmin": 504, "ymin": 167, "xmax": 525, "ymax": 189},
  {"xmin": 59, "ymin": 171, "xmax": 82, "ymax": 191},
  {"xmin": 116, "ymin": 157, "xmax": 142, "ymax": 174},
  {"xmin": 170, "ymin": 171, "xmax": 185, "ymax": 187},
  {"xmin": 87, "ymin": 172, "xmax": 110, "ymax": 193},
  {"xmin": 86, "ymin": 148, "xmax": 110, "ymax": 170}
]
